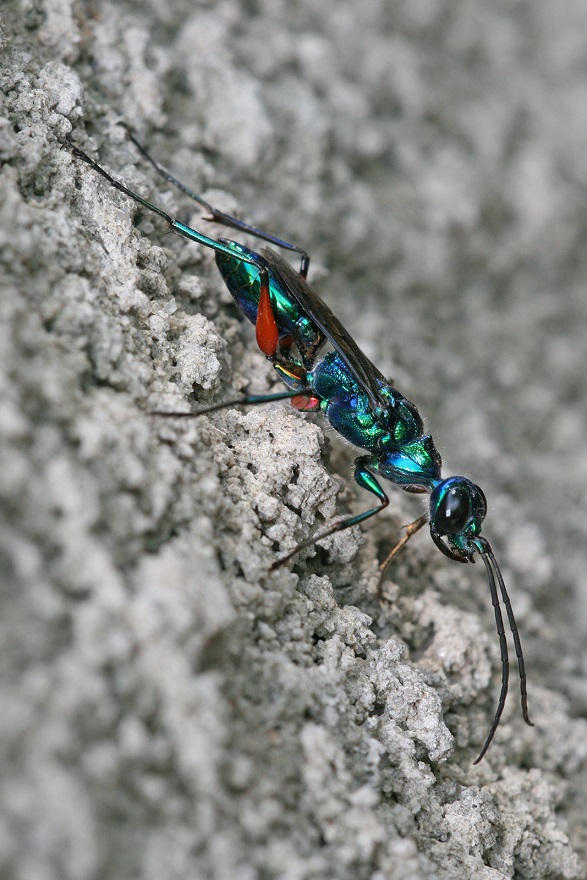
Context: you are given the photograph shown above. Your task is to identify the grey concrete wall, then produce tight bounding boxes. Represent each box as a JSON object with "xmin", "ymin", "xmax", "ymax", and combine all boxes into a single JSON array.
[{"xmin": 1, "ymin": 1, "xmax": 586, "ymax": 877}]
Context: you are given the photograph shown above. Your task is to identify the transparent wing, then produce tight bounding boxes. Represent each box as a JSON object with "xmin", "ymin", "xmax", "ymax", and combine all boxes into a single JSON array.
[{"xmin": 261, "ymin": 247, "xmax": 388, "ymax": 411}]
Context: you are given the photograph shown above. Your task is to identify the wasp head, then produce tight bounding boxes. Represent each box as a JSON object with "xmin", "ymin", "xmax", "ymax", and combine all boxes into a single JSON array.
[{"xmin": 429, "ymin": 476, "xmax": 487, "ymax": 562}]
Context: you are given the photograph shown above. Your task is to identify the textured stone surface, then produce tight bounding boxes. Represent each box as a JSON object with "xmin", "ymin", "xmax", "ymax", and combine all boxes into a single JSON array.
[{"xmin": 1, "ymin": 1, "xmax": 587, "ymax": 878}]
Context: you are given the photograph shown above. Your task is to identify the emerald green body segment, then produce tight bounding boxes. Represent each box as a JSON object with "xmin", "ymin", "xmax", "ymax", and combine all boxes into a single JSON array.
[
  {"xmin": 310, "ymin": 351, "xmax": 442, "ymax": 491},
  {"xmin": 215, "ymin": 241, "xmax": 325, "ymax": 367}
]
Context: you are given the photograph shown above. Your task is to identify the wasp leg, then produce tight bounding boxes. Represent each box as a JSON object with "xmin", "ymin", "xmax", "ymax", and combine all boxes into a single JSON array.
[
  {"xmin": 376, "ymin": 513, "xmax": 428, "ymax": 595},
  {"xmin": 379, "ymin": 514, "xmax": 429, "ymax": 571},
  {"xmin": 271, "ymin": 456, "xmax": 389, "ymax": 569},
  {"xmin": 151, "ymin": 388, "xmax": 309, "ymax": 418},
  {"xmin": 121, "ymin": 124, "xmax": 310, "ymax": 277}
]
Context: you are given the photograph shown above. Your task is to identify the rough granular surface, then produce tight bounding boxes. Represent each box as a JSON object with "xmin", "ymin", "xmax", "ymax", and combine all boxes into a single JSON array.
[{"xmin": 1, "ymin": 2, "xmax": 587, "ymax": 878}]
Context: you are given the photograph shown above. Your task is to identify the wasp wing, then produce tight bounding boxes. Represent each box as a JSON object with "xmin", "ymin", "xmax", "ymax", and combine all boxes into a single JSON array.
[{"xmin": 261, "ymin": 247, "xmax": 389, "ymax": 411}]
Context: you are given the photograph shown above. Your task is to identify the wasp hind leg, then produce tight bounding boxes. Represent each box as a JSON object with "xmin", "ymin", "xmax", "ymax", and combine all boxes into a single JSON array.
[{"xmin": 121, "ymin": 124, "xmax": 310, "ymax": 277}]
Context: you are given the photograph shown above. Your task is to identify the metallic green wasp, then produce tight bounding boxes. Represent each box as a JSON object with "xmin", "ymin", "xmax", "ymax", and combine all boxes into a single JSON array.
[{"xmin": 66, "ymin": 130, "xmax": 532, "ymax": 763}]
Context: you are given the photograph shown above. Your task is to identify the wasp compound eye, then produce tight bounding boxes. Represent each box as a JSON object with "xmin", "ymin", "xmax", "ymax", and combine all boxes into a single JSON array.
[{"xmin": 435, "ymin": 485, "xmax": 471, "ymax": 535}]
